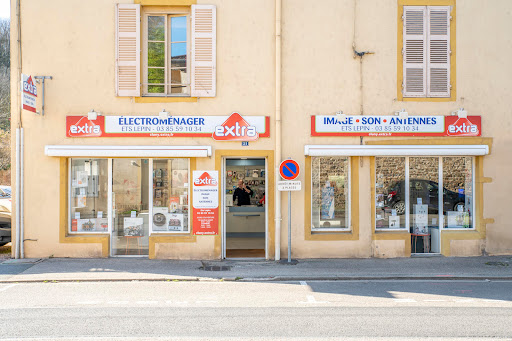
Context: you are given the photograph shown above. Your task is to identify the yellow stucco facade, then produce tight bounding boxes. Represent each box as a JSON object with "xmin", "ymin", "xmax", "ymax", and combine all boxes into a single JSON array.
[{"xmin": 9, "ymin": 0, "xmax": 512, "ymax": 259}]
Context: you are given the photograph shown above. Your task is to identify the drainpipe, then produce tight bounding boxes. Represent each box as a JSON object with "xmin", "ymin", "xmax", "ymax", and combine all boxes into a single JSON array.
[
  {"xmin": 20, "ymin": 128, "xmax": 24, "ymax": 258},
  {"xmin": 14, "ymin": 0, "xmax": 23, "ymax": 258},
  {"xmin": 14, "ymin": 130, "xmax": 19, "ymax": 259},
  {"xmin": 274, "ymin": 0, "xmax": 282, "ymax": 261}
]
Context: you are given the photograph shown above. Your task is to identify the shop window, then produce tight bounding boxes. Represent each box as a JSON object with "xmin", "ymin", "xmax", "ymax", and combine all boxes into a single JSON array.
[
  {"xmin": 151, "ymin": 159, "xmax": 189, "ymax": 233},
  {"xmin": 442, "ymin": 157, "xmax": 473, "ymax": 229},
  {"xmin": 69, "ymin": 159, "xmax": 109, "ymax": 234},
  {"xmin": 144, "ymin": 13, "xmax": 190, "ymax": 96},
  {"xmin": 311, "ymin": 157, "xmax": 350, "ymax": 231},
  {"xmin": 375, "ymin": 156, "xmax": 474, "ymax": 233},
  {"xmin": 401, "ymin": 5, "xmax": 453, "ymax": 98},
  {"xmin": 375, "ymin": 157, "xmax": 406, "ymax": 230}
]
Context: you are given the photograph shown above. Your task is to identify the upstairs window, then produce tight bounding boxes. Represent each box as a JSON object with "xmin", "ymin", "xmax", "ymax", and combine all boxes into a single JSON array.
[
  {"xmin": 145, "ymin": 14, "xmax": 190, "ymax": 96},
  {"xmin": 402, "ymin": 6, "xmax": 451, "ymax": 98},
  {"xmin": 115, "ymin": 4, "xmax": 216, "ymax": 98}
]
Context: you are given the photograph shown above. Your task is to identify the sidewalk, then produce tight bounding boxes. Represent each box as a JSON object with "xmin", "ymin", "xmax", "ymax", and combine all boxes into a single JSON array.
[{"xmin": 1, "ymin": 255, "xmax": 512, "ymax": 283}]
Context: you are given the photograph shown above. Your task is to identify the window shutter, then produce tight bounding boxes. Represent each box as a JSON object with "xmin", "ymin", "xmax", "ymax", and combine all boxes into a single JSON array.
[
  {"xmin": 427, "ymin": 6, "xmax": 450, "ymax": 97},
  {"xmin": 191, "ymin": 5, "xmax": 216, "ymax": 97},
  {"xmin": 115, "ymin": 4, "xmax": 140, "ymax": 97},
  {"xmin": 403, "ymin": 6, "xmax": 427, "ymax": 97}
]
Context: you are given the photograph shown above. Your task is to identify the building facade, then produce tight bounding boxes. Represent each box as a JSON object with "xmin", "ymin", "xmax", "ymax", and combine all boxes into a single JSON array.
[{"xmin": 10, "ymin": 0, "xmax": 511, "ymax": 259}]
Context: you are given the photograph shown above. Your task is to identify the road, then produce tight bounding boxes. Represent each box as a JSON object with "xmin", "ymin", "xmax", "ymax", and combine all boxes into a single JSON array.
[{"xmin": 1, "ymin": 280, "xmax": 511, "ymax": 339}]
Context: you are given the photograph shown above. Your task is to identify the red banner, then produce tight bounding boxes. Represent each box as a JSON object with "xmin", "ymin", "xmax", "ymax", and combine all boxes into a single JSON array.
[{"xmin": 193, "ymin": 208, "xmax": 218, "ymax": 235}]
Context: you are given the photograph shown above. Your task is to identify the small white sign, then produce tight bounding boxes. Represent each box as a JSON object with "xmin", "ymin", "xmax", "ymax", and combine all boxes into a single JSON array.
[
  {"xmin": 277, "ymin": 181, "xmax": 302, "ymax": 191},
  {"xmin": 74, "ymin": 212, "xmax": 80, "ymax": 219},
  {"xmin": 130, "ymin": 211, "xmax": 136, "ymax": 218},
  {"xmin": 389, "ymin": 216, "xmax": 400, "ymax": 228},
  {"xmin": 192, "ymin": 171, "xmax": 219, "ymax": 209},
  {"xmin": 97, "ymin": 211, "xmax": 103, "ymax": 219},
  {"xmin": 21, "ymin": 74, "xmax": 37, "ymax": 113}
]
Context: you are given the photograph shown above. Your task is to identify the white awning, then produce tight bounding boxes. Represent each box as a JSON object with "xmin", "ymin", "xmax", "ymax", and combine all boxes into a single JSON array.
[
  {"xmin": 45, "ymin": 145, "xmax": 212, "ymax": 157},
  {"xmin": 304, "ymin": 145, "xmax": 489, "ymax": 156}
]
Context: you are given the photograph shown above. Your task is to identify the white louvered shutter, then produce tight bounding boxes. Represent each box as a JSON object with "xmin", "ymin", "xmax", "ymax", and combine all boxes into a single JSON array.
[
  {"xmin": 191, "ymin": 5, "xmax": 216, "ymax": 97},
  {"xmin": 116, "ymin": 4, "xmax": 140, "ymax": 97},
  {"xmin": 403, "ymin": 6, "xmax": 427, "ymax": 97},
  {"xmin": 427, "ymin": 6, "xmax": 450, "ymax": 97}
]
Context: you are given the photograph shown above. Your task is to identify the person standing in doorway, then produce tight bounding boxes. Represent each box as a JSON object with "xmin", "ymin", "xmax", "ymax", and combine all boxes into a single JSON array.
[{"xmin": 233, "ymin": 179, "xmax": 253, "ymax": 206}]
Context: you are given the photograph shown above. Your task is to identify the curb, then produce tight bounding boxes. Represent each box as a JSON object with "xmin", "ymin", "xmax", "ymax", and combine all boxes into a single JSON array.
[{"xmin": 1, "ymin": 275, "xmax": 511, "ymax": 283}]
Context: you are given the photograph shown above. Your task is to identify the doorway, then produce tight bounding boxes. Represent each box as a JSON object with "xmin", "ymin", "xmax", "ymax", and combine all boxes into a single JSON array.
[
  {"xmin": 224, "ymin": 158, "xmax": 266, "ymax": 258},
  {"xmin": 111, "ymin": 158, "xmax": 150, "ymax": 256}
]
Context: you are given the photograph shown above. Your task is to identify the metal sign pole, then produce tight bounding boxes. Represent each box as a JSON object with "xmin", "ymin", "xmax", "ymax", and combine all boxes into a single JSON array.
[
  {"xmin": 288, "ymin": 190, "xmax": 291, "ymax": 263},
  {"xmin": 34, "ymin": 76, "xmax": 52, "ymax": 116}
]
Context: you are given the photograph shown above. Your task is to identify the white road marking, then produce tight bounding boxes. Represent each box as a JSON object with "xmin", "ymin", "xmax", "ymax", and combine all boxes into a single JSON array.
[
  {"xmin": 393, "ymin": 299, "xmax": 417, "ymax": 303},
  {"xmin": 298, "ymin": 295, "xmax": 329, "ymax": 304},
  {"xmin": 454, "ymin": 299, "xmax": 474, "ymax": 303},
  {"xmin": 195, "ymin": 300, "xmax": 218, "ymax": 304},
  {"xmin": 424, "ymin": 299, "xmax": 447, "ymax": 302},
  {"xmin": 166, "ymin": 300, "xmax": 189, "ymax": 305},
  {"xmin": 107, "ymin": 301, "xmax": 129, "ymax": 304},
  {"xmin": 77, "ymin": 300, "xmax": 102, "ymax": 305},
  {"xmin": 0, "ymin": 284, "xmax": 18, "ymax": 292},
  {"xmin": 136, "ymin": 300, "xmax": 158, "ymax": 304},
  {"xmin": 483, "ymin": 299, "xmax": 508, "ymax": 303}
]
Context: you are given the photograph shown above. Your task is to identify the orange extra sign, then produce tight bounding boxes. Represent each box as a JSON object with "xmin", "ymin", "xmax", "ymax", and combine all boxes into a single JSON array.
[{"xmin": 192, "ymin": 171, "xmax": 219, "ymax": 235}]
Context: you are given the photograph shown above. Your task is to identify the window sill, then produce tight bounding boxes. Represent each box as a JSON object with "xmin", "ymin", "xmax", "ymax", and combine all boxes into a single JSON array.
[
  {"xmin": 311, "ymin": 229, "xmax": 352, "ymax": 233},
  {"xmin": 135, "ymin": 97, "xmax": 198, "ymax": 103},
  {"xmin": 68, "ymin": 232, "xmax": 109, "ymax": 235},
  {"xmin": 400, "ymin": 97, "xmax": 455, "ymax": 102},
  {"xmin": 135, "ymin": 0, "xmax": 197, "ymax": 5},
  {"xmin": 150, "ymin": 232, "xmax": 191, "ymax": 236},
  {"xmin": 375, "ymin": 229, "xmax": 409, "ymax": 233}
]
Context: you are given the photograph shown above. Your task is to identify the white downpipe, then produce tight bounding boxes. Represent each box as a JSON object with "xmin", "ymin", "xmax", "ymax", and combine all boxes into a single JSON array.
[
  {"xmin": 20, "ymin": 128, "xmax": 24, "ymax": 258},
  {"xmin": 274, "ymin": 0, "xmax": 282, "ymax": 261},
  {"xmin": 14, "ymin": 129, "xmax": 20, "ymax": 259}
]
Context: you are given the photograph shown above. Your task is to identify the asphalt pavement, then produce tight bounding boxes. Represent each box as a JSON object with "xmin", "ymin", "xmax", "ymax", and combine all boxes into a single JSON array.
[{"xmin": 1, "ymin": 255, "xmax": 511, "ymax": 282}]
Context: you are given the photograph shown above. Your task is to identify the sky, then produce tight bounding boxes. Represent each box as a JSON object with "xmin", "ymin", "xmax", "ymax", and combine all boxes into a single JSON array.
[{"xmin": 0, "ymin": 0, "xmax": 9, "ymax": 19}]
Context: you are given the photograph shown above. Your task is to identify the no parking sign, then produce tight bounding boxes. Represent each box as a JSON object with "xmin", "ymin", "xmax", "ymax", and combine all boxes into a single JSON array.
[{"xmin": 279, "ymin": 159, "xmax": 300, "ymax": 180}]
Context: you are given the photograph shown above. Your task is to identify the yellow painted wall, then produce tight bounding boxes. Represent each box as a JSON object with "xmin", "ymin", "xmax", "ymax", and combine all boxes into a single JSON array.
[{"xmin": 10, "ymin": 0, "xmax": 512, "ymax": 258}]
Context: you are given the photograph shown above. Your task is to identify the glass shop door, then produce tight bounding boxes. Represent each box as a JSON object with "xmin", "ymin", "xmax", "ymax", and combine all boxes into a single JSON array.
[
  {"xmin": 111, "ymin": 159, "xmax": 150, "ymax": 256},
  {"xmin": 409, "ymin": 157, "xmax": 441, "ymax": 254},
  {"xmin": 224, "ymin": 158, "xmax": 267, "ymax": 258}
]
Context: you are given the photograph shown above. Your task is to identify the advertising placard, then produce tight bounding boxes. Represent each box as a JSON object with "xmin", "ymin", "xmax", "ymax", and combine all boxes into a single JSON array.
[
  {"xmin": 311, "ymin": 115, "xmax": 481, "ymax": 137},
  {"xmin": 21, "ymin": 74, "xmax": 37, "ymax": 113},
  {"xmin": 66, "ymin": 113, "xmax": 270, "ymax": 138},
  {"xmin": 192, "ymin": 171, "xmax": 219, "ymax": 235}
]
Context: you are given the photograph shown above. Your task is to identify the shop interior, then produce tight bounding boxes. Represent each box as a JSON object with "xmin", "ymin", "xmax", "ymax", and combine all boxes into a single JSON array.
[{"xmin": 225, "ymin": 158, "xmax": 266, "ymax": 258}]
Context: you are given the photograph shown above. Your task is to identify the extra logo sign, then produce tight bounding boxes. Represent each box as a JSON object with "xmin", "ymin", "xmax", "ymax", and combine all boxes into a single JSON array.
[
  {"xmin": 193, "ymin": 172, "xmax": 218, "ymax": 186},
  {"xmin": 311, "ymin": 115, "xmax": 482, "ymax": 137},
  {"xmin": 21, "ymin": 74, "xmax": 37, "ymax": 113},
  {"xmin": 212, "ymin": 112, "xmax": 259, "ymax": 141},
  {"xmin": 445, "ymin": 116, "xmax": 480, "ymax": 136},
  {"xmin": 66, "ymin": 114, "xmax": 270, "ymax": 138},
  {"xmin": 66, "ymin": 116, "xmax": 104, "ymax": 137}
]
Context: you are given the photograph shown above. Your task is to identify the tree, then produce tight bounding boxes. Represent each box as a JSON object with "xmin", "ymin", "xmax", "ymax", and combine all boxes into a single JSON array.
[
  {"xmin": 0, "ymin": 19, "xmax": 10, "ymax": 185},
  {"xmin": 0, "ymin": 19, "xmax": 9, "ymax": 131}
]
